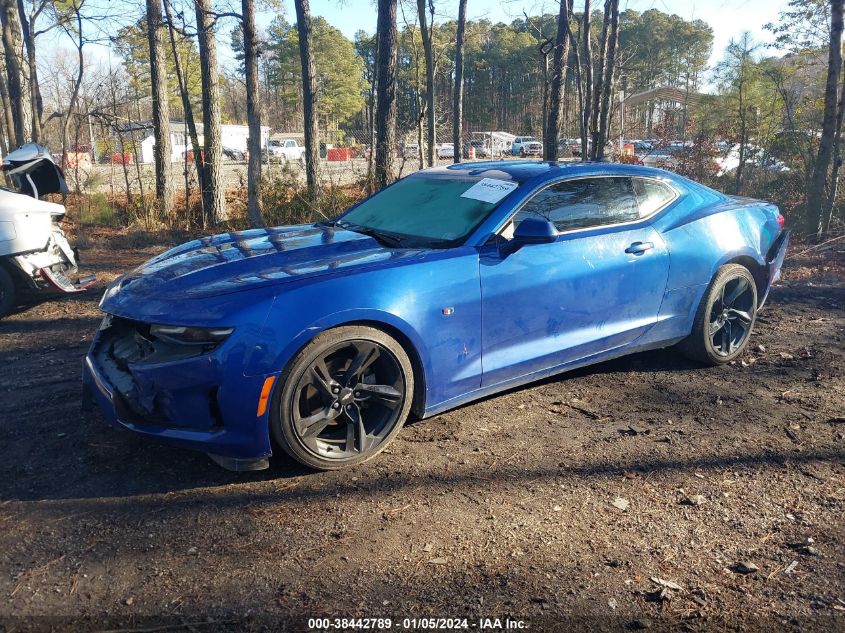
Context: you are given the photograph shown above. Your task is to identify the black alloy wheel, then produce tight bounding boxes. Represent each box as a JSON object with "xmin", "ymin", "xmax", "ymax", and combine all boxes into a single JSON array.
[
  {"xmin": 679, "ymin": 263, "xmax": 758, "ymax": 365},
  {"xmin": 272, "ymin": 326, "xmax": 414, "ymax": 469},
  {"xmin": 708, "ymin": 275, "xmax": 755, "ymax": 357}
]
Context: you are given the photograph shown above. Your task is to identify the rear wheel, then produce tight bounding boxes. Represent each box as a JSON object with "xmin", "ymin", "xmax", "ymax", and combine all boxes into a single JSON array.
[
  {"xmin": 679, "ymin": 263, "xmax": 758, "ymax": 365},
  {"xmin": 271, "ymin": 326, "xmax": 414, "ymax": 470},
  {"xmin": 0, "ymin": 265, "xmax": 16, "ymax": 318}
]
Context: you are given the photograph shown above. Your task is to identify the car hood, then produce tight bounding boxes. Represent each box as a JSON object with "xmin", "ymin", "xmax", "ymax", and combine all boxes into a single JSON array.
[{"xmin": 104, "ymin": 224, "xmax": 423, "ymax": 303}]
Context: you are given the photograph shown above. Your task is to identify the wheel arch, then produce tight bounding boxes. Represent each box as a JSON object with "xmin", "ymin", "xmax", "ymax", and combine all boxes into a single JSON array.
[
  {"xmin": 721, "ymin": 254, "xmax": 767, "ymax": 305},
  {"xmin": 257, "ymin": 310, "xmax": 430, "ymax": 419},
  {"xmin": 342, "ymin": 319, "xmax": 427, "ymax": 419}
]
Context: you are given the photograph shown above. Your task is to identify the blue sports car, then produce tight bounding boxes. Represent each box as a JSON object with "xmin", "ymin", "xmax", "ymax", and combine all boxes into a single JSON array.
[{"xmin": 83, "ymin": 161, "xmax": 789, "ymax": 471}]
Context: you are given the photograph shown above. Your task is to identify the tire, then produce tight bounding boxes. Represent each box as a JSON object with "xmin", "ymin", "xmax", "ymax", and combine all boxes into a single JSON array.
[
  {"xmin": 270, "ymin": 325, "xmax": 415, "ymax": 470},
  {"xmin": 678, "ymin": 263, "xmax": 758, "ymax": 365},
  {"xmin": 0, "ymin": 265, "xmax": 16, "ymax": 319}
]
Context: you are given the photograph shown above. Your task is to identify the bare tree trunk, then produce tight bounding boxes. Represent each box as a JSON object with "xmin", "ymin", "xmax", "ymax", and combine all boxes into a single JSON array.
[
  {"xmin": 0, "ymin": 92, "xmax": 7, "ymax": 156},
  {"xmin": 808, "ymin": 0, "xmax": 844, "ymax": 238},
  {"xmin": 366, "ymin": 56, "xmax": 377, "ymax": 184},
  {"xmin": 589, "ymin": 0, "xmax": 609, "ymax": 159},
  {"xmin": 822, "ymin": 65, "xmax": 845, "ymax": 235},
  {"xmin": 375, "ymin": 0, "xmax": 398, "ymax": 188},
  {"xmin": 116, "ymin": 127, "xmax": 133, "ymax": 210},
  {"xmin": 416, "ymin": 106, "xmax": 424, "ymax": 169},
  {"xmin": 404, "ymin": 12, "xmax": 424, "ymax": 169},
  {"xmin": 452, "ymin": 0, "xmax": 466, "ymax": 164},
  {"xmin": 60, "ymin": 5, "xmax": 84, "ymax": 172},
  {"xmin": 146, "ymin": 0, "xmax": 174, "ymax": 221},
  {"xmin": 242, "ymin": 0, "xmax": 264, "ymax": 225},
  {"xmin": 544, "ymin": 0, "xmax": 571, "ymax": 161},
  {"xmin": 565, "ymin": 11, "xmax": 584, "ymax": 156},
  {"xmin": 293, "ymin": 0, "xmax": 320, "ymax": 203},
  {"xmin": 0, "ymin": 0, "xmax": 31, "ymax": 146},
  {"xmin": 163, "ymin": 0, "xmax": 203, "ymax": 224},
  {"xmin": 0, "ymin": 52, "xmax": 15, "ymax": 149},
  {"xmin": 16, "ymin": 0, "xmax": 42, "ymax": 142},
  {"xmin": 194, "ymin": 0, "xmax": 227, "ymax": 223},
  {"xmin": 107, "ymin": 59, "xmax": 134, "ymax": 210},
  {"xmin": 416, "ymin": 0, "xmax": 435, "ymax": 166},
  {"xmin": 594, "ymin": 0, "xmax": 618, "ymax": 160},
  {"xmin": 735, "ymin": 123, "xmax": 747, "ymax": 195},
  {"xmin": 580, "ymin": 0, "xmax": 592, "ymax": 162}
]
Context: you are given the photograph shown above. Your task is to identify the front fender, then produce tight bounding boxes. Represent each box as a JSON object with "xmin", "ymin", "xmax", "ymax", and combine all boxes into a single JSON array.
[
  {"xmin": 243, "ymin": 248, "xmax": 483, "ymax": 413},
  {"xmin": 246, "ymin": 306, "xmax": 431, "ymax": 385}
]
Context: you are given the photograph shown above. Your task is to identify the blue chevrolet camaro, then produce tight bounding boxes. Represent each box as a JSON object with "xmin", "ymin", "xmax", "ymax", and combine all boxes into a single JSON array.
[{"xmin": 83, "ymin": 161, "xmax": 789, "ymax": 471}]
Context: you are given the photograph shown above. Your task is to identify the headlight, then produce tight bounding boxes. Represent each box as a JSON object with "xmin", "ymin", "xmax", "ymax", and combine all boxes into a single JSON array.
[{"xmin": 149, "ymin": 324, "xmax": 234, "ymax": 346}]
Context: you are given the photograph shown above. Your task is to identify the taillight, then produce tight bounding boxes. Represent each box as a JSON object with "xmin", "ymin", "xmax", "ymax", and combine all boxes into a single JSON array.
[{"xmin": 777, "ymin": 213, "xmax": 785, "ymax": 229}]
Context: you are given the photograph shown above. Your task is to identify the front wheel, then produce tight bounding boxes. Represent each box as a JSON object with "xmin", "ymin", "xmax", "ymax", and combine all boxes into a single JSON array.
[
  {"xmin": 678, "ymin": 263, "xmax": 758, "ymax": 365},
  {"xmin": 271, "ymin": 326, "xmax": 414, "ymax": 470},
  {"xmin": 0, "ymin": 265, "xmax": 16, "ymax": 318}
]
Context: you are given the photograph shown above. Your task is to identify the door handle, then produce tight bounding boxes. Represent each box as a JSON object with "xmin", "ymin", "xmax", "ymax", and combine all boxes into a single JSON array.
[{"xmin": 625, "ymin": 241, "xmax": 654, "ymax": 255}]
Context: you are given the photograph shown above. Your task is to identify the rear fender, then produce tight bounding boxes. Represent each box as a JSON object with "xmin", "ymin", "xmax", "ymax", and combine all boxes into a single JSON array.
[
  {"xmin": 709, "ymin": 201, "xmax": 783, "ymax": 300},
  {"xmin": 712, "ymin": 248, "xmax": 766, "ymax": 283},
  {"xmin": 659, "ymin": 198, "xmax": 778, "ymax": 294}
]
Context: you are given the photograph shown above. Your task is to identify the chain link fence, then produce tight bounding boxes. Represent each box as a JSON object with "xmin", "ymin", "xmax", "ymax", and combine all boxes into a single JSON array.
[{"xmin": 64, "ymin": 127, "xmax": 573, "ymax": 195}]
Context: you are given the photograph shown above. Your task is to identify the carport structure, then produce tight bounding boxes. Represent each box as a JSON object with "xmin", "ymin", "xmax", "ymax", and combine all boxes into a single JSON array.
[{"xmin": 622, "ymin": 85, "xmax": 705, "ymax": 140}]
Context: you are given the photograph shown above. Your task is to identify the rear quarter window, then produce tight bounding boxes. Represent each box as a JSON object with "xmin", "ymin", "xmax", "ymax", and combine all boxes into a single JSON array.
[{"xmin": 633, "ymin": 178, "xmax": 677, "ymax": 217}]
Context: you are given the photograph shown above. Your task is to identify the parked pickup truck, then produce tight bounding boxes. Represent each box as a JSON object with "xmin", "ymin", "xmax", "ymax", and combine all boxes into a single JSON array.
[
  {"xmin": 511, "ymin": 136, "xmax": 542, "ymax": 157},
  {"xmin": 266, "ymin": 139, "xmax": 306, "ymax": 164}
]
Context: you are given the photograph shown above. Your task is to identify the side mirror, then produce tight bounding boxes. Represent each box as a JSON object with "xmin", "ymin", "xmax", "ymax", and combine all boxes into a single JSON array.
[{"xmin": 512, "ymin": 218, "xmax": 558, "ymax": 245}]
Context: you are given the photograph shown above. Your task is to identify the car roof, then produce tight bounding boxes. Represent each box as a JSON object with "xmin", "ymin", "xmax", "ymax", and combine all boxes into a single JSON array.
[{"xmin": 422, "ymin": 160, "xmax": 684, "ymax": 184}]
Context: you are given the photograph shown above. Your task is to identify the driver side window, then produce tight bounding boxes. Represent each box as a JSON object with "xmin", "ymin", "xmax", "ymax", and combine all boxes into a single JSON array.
[{"xmin": 513, "ymin": 177, "xmax": 639, "ymax": 232}]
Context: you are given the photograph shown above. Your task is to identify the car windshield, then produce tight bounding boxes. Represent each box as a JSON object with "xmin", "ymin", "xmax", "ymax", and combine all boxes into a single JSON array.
[{"xmin": 335, "ymin": 173, "xmax": 515, "ymax": 247}]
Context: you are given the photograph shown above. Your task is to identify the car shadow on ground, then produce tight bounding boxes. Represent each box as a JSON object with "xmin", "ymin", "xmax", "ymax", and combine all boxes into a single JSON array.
[
  {"xmin": 2, "ymin": 335, "xmax": 836, "ymax": 506},
  {"xmin": 5, "ymin": 429, "xmax": 844, "ymax": 512},
  {"xmin": 0, "ymin": 344, "xmax": 695, "ymax": 504}
]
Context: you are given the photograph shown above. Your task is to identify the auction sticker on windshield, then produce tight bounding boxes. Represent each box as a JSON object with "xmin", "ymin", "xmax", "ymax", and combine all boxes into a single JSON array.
[{"xmin": 460, "ymin": 178, "xmax": 518, "ymax": 204}]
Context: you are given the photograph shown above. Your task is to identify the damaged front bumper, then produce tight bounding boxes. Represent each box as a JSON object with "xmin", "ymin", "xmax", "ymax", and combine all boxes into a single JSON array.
[{"xmin": 82, "ymin": 315, "xmax": 273, "ymax": 469}]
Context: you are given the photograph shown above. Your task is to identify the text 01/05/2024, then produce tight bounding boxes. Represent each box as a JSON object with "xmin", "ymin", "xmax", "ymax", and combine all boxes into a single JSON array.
[{"xmin": 306, "ymin": 618, "xmax": 528, "ymax": 630}]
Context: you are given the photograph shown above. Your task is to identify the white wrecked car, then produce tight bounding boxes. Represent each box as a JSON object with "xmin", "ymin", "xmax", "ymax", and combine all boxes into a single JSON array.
[{"xmin": 0, "ymin": 143, "xmax": 94, "ymax": 318}]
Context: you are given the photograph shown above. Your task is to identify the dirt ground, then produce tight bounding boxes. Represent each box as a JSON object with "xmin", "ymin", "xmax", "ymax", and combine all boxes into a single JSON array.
[{"xmin": 0, "ymin": 229, "xmax": 843, "ymax": 633}]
